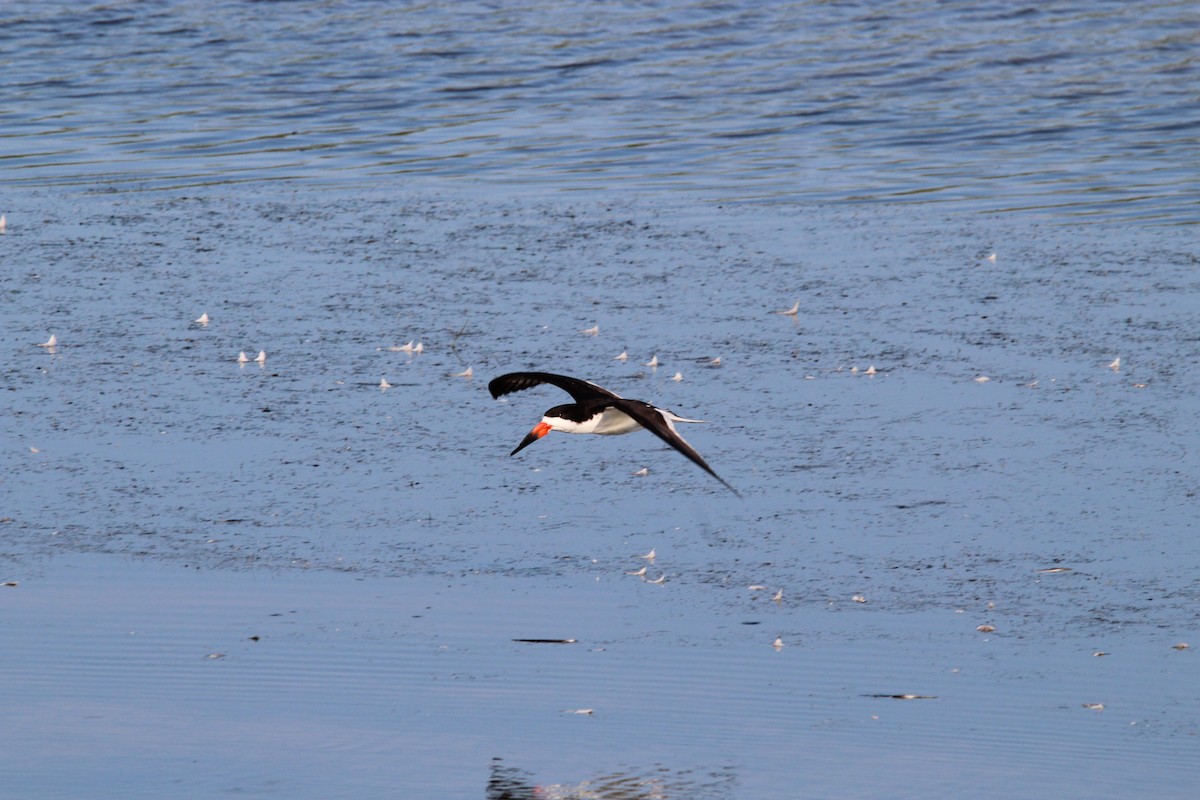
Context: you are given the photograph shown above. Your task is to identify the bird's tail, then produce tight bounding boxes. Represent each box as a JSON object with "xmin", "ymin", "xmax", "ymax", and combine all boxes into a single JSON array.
[{"xmin": 662, "ymin": 410, "xmax": 705, "ymax": 424}]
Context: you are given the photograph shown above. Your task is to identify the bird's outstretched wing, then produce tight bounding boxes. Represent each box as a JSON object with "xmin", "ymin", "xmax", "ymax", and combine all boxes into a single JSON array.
[
  {"xmin": 489, "ymin": 372, "xmax": 621, "ymax": 404},
  {"xmin": 614, "ymin": 399, "xmax": 741, "ymax": 497}
]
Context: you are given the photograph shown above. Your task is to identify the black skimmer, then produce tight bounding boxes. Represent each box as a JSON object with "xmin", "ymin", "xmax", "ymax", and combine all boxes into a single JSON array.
[{"xmin": 488, "ymin": 371, "xmax": 739, "ymax": 495}]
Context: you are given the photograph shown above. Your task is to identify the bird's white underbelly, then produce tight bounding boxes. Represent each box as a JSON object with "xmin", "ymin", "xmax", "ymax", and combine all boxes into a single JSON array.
[{"xmin": 554, "ymin": 408, "xmax": 642, "ymax": 435}]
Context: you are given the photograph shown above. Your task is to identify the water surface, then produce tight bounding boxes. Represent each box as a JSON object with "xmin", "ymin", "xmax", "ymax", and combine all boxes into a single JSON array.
[
  {"xmin": 0, "ymin": 0, "xmax": 1197, "ymax": 221},
  {"xmin": 2, "ymin": 2, "xmax": 1198, "ymax": 798}
]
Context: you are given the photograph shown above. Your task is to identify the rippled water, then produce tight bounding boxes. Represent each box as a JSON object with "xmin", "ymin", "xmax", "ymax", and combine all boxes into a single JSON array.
[{"xmin": 1, "ymin": 0, "xmax": 1197, "ymax": 221}]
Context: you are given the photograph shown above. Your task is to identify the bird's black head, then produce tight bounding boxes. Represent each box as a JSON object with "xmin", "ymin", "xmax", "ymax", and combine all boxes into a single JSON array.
[{"xmin": 544, "ymin": 403, "xmax": 593, "ymax": 424}]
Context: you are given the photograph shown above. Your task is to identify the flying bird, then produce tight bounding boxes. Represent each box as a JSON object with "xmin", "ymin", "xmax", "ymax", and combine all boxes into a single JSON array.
[{"xmin": 488, "ymin": 371, "xmax": 739, "ymax": 495}]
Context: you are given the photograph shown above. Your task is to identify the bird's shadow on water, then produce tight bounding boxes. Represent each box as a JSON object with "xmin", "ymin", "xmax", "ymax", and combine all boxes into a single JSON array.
[{"xmin": 487, "ymin": 758, "xmax": 737, "ymax": 800}]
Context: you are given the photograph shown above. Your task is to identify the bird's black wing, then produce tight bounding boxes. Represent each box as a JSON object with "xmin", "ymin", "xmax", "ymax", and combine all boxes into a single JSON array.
[
  {"xmin": 614, "ymin": 399, "xmax": 741, "ymax": 497},
  {"xmin": 488, "ymin": 372, "xmax": 620, "ymax": 404}
]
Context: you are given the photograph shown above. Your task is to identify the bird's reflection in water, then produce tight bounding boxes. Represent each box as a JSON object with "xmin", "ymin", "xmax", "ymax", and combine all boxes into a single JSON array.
[{"xmin": 487, "ymin": 758, "xmax": 736, "ymax": 800}]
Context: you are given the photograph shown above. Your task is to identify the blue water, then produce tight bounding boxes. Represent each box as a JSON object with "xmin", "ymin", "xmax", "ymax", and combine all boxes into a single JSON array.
[
  {"xmin": 2, "ymin": 2, "xmax": 1199, "ymax": 799},
  {"xmin": 1, "ymin": 0, "xmax": 1197, "ymax": 221}
]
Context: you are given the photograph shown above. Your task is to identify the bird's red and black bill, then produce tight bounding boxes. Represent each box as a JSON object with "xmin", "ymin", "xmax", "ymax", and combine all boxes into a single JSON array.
[{"xmin": 511, "ymin": 421, "xmax": 552, "ymax": 455}]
